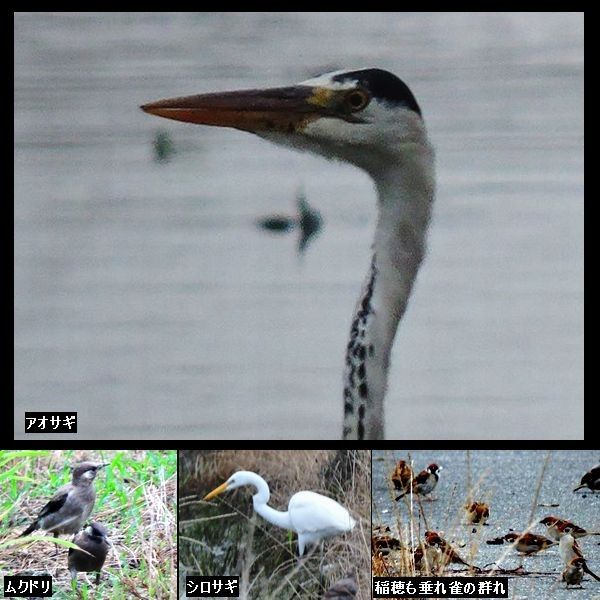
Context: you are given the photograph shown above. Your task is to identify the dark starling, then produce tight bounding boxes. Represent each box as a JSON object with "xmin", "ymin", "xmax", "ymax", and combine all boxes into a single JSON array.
[{"xmin": 68, "ymin": 522, "xmax": 110, "ymax": 584}]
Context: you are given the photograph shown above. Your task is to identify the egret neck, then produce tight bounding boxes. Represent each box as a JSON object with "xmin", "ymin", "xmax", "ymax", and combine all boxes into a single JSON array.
[{"xmin": 249, "ymin": 476, "xmax": 292, "ymax": 530}]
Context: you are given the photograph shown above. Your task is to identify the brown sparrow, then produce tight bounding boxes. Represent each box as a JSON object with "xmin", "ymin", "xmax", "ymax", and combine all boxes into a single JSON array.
[
  {"xmin": 465, "ymin": 502, "xmax": 490, "ymax": 525},
  {"xmin": 559, "ymin": 525, "xmax": 600, "ymax": 581},
  {"xmin": 414, "ymin": 543, "xmax": 442, "ymax": 573},
  {"xmin": 391, "ymin": 460, "xmax": 413, "ymax": 492},
  {"xmin": 424, "ymin": 530, "xmax": 477, "ymax": 570},
  {"xmin": 495, "ymin": 532, "xmax": 556, "ymax": 555},
  {"xmin": 540, "ymin": 516, "xmax": 600, "ymax": 541},
  {"xmin": 573, "ymin": 464, "xmax": 600, "ymax": 492},
  {"xmin": 372, "ymin": 534, "xmax": 401, "ymax": 554},
  {"xmin": 562, "ymin": 557, "xmax": 585, "ymax": 588},
  {"xmin": 396, "ymin": 464, "xmax": 442, "ymax": 501}
]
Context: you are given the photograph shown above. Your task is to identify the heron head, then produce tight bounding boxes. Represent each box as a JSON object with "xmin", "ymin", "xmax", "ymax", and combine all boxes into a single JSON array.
[{"xmin": 141, "ymin": 68, "xmax": 429, "ymax": 174}]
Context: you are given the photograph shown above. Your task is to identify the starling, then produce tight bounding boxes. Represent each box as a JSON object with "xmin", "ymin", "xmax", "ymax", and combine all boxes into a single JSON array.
[
  {"xmin": 19, "ymin": 462, "xmax": 108, "ymax": 542},
  {"xmin": 68, "ymin": 522, "xmax": 110, "ymax": 584}
]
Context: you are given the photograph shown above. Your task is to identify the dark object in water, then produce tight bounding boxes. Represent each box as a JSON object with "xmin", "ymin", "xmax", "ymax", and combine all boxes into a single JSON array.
[
  {"xmin": 257, "ymin": 215, "xmax": 295, "ymax": 231},
  {"xmin": 153, "ymin": 130, "xmax": 175, "ymax": 162},
  {"xmin": 256, "ymin": 190, "xmax": 323, "ymax": 254},
  {"xmin": 297, "ymin": 194, "xmax": 323, "ymax": 253}
]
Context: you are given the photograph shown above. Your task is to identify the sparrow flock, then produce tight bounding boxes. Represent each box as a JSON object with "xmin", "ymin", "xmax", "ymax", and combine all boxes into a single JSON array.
[
  {"xmin": 374, "ymin": 458, "xmax": 482, "ymax": 575},
  {"xmin": 373, "ymin": 459, "xmax": 599, "ymax": 589}
]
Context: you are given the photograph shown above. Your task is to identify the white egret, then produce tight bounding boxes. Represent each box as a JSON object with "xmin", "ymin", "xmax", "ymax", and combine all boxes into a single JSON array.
[
  {"xmin": 203, "ymin": 470, "xmax": 356, "ymax": 556},
  {"xmin": 142, "ymin": 68, "xmax": 435, "ymax": 440}
]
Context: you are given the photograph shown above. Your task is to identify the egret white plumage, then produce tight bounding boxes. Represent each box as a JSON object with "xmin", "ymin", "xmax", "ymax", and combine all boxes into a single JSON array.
[
  {"xmin": 142, "ymin": 68, "xmax": 435, "ymax": 440},
  {"xmin": 203, "ymin": 470, "xmax": 356, "ymax": 556}
]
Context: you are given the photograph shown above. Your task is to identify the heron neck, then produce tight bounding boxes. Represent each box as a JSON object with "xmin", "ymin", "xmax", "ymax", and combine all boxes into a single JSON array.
[{"xmin": 343, "ymin": 146, "xmax": 435, "ymax": 440}]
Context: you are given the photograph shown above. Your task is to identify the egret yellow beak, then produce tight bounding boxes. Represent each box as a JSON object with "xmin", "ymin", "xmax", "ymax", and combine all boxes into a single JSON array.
[
  {"xmin": 203, "ymin": 481, "xmax": 230, "ymax": 501},
  {"xmin": 141, "ymin": 86, "xmax": 338, "ymax": 134}
]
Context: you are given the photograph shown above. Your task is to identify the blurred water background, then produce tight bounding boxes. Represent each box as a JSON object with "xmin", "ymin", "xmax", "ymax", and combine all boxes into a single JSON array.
[{"xmin": 14, "ymin": 12, "xmax": 584, "ymax": 439}]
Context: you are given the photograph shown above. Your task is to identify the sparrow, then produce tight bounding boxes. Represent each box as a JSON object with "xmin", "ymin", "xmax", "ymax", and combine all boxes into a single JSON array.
[
  {"xmin": 573, "ymin": 464, "xmax": 600, "ymax": 492},
  {"xmin": 372, "ymin": 534, "xmax": 401, "ymax": 554},
  {"xmin": 396, "ymin": 464, "xmax": 442, "ymax": 501},
  {"xmin": 391, "ymin": 460, "xmax": 413, "ymax": 492},
  {"xmin": 413, "ymin": 545, "xmax": 425, "ymax": 569},
  {"xmin": 562, "ymin": 557, "xmax": 585, "ymax": 588},
  {"xmin": 491, "ymin": 532, "xmax": 556, "ymax": 555},
  {"xmin": 424, "ymin": 531, "xmax": 477, "ymax": 570},
  {"xmin": 464, "ymin": 502, "xmax": 490, "ymax": 525},
  {"xmin": 414, "ymin": 543, "xmax": 442, "ymax": 573},
  {"xmin": 68, "ymin": 522, "xmax": 111, "ymax": 584},
  {"xmin": 559, "ymin": 525, "xmax": 600, "ymax": 581},
  {"xmin": 19, "ymin": 462, "xmax": 108, "ymax": 544},
  {"xmin": 540, "ymin": 516, "xmax": 600, "ymax": 541}
]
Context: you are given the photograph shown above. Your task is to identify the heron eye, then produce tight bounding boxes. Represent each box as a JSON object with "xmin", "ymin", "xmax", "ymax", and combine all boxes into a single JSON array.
[{"xmin": 345, "ymin": 89, "xmax": 370, "ymax": 112}]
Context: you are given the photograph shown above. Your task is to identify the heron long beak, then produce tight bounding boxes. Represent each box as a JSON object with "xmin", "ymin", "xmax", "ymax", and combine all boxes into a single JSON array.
[
  {"xmin": 203, "ymin": 481, "xmax": 230, "ymax": 501},
  {"xmin": 141, "ymin": 86, "xmax": 331, "ymax": 133}
]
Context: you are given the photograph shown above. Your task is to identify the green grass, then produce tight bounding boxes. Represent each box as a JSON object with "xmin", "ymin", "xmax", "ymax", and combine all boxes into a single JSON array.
[{"xmin": 0, "ymin": 450, "xmax": 177, "ymax": 599}]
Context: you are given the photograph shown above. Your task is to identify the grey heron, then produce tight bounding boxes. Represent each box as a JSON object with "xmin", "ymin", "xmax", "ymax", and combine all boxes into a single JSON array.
[{"xmin": 142, "ymin": 68, "xmax": 435, "ymax": 440}]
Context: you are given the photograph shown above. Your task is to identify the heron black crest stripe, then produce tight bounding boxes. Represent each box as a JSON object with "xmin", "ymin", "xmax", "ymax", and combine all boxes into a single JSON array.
[{"xmin": 332, "ymin": 68, "xmax": 422, "ymax": 115}]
